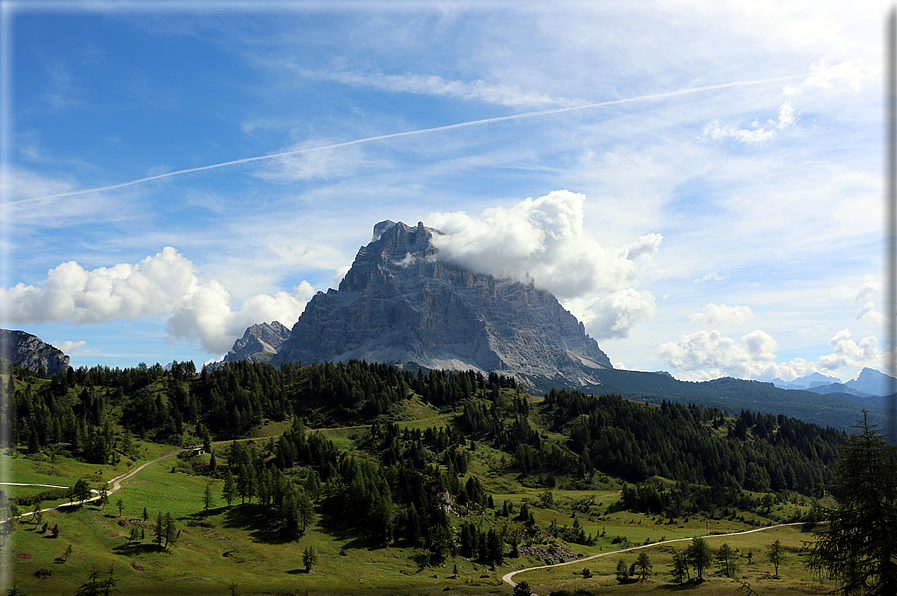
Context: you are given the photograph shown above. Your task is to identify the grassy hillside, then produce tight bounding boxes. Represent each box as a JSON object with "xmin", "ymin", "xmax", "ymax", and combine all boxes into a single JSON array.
[
  {"xmin": 1, "ymin": 361, "xmax": 849, "ymax": 594},
  {"xmin": 4, "ymin": 439, "xmax": 829, "ymax": 595}
]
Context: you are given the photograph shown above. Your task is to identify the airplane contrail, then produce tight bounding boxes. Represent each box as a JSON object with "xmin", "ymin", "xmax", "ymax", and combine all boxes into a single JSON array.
[{"xmin": 14, "ymin": 73, "xmax": 805, "ymax": 205}]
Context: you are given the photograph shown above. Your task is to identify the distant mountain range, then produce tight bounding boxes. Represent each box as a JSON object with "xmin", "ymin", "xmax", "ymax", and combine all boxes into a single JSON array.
[{"xmin": 770, "ymin": 367, "xmax": 896, "ymax": 398}]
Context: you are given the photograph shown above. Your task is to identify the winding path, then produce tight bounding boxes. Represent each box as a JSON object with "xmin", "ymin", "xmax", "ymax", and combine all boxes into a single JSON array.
[
  {"xmin": 1, "ymin": 448, "xmax": 186, "ymax": 522},
  {"xmin": 502, "ymin": 522, "xmax": 804, "ymax": 589}
]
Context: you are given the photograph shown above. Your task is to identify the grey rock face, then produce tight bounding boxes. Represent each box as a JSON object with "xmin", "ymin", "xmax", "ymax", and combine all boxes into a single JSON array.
[
  {"xmin": 0, "ymin": 329, "xmax": 70, "ymax": 375},
  {"xmin": 223, "ymin": 321, "xmax": 291, "ymax": 364},
  {"xmin": 271, "ymin": 221, "xmax": 612, "ymax": 386}
]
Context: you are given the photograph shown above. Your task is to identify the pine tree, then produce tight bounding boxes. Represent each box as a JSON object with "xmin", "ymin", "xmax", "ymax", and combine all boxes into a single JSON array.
[
  {"xmin": 806, "ymin": 412, "xmax": 897, "ymax": 595},
  {"xmin": 767, "ymin": 539, "xmax": 785, "ymax": 577},
  {"xmin": 716, "ymin": 542, "xmax": 737, "ymax": 578},
  {"xmin": 615, "ymin": 558, "xmax": 630, "ymax": 583},
  {"xmin": 59, "ymin": 543, "xmax": 73, "ymax": 562},
  {"xmin": 635, "ymin": 551, "xmax": 652, "ymax": 580},
  {"xmin": 296, "ymin": 490, "xmax": 314, "ymax": 533},
  {"xmin": 302, "ymin": 546, "xmax": 317, "ymax": 572},
  {"xmin": 153, "ymin": 512, "xmax": 163, "ymax": 546},
  {"xmin": 203, "ymin": 483, "xmax": 213, "ymax": 514},
  {"xmin": 686, "ymin": 536, "xmax": 713, "ymax": 580},
  {"xmin": 222, "ymin": 469, "xmax": 236, "ymax": 507},
  {"xmin": 164, "ymin": 512, "xmax": 177, "ymax": 548},
  {"xmin": 670, "ymin": 548, "xmax": 689, "ymax": 584}
]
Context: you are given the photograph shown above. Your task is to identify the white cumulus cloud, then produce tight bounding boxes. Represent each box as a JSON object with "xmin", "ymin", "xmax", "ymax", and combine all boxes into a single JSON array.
[
  {"xmin": 427, "ymin": 190, "xmax": 660, "ymax": 298},
  {"xmin": 565, "ymin": 289, "xmax": 657, "ymax": 340},
  {"xmin": 52, "ymin": 340, "xmax": 86, "ymax": 353},
  {"xmin": 816, "ymin": 328, "xmax": 880, "ymax": 372},
  {"xmin": 426, "ymin": 190, "xmax": 660, "ymax": 339},
  {"xmin": 657, "ymin": 327, "xmax": 881, "ymax": 382},
  {"xmin": 836, "ymin": 274, "xmax": 881, "ymax": 303},
  {"xmin": 0, "ymin": 248, "xmax": 315, "ymax": 354}
]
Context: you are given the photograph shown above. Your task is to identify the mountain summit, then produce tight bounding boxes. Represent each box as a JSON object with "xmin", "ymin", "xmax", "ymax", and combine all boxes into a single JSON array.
[
  {"xmin": 0, "ymin": 329, "xmax": 70, "ymax": 375},
  {"xmin": 222, "ymin": 321, "xmax": 291, "ymax": 365},
  {"xmin": 271, "ymin": 220, "xmax": 612, "ymax": 386}
]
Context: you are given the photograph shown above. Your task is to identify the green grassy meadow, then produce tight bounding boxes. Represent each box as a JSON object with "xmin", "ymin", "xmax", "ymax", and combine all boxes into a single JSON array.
[{"xmin": 3, "ymin": 440, "xmax": 832, "ymax": 596}]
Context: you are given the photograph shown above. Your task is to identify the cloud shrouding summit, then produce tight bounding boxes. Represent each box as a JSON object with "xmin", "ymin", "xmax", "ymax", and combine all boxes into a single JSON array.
[
  {"xmin": 0, "ymin": 248, "xmax": 315, "ymax": 354},
  {"xmin": 427, "ymin": 190, "xmax": 660, "ymax": 339}
]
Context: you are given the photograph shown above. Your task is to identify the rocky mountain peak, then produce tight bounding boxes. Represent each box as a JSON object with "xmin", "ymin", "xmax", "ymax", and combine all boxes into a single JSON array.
[
  {"xmin": 270, "ymin": 220, "xmax": 612, "ymax": 388},
  {"xmin": 222, "ymin": 321, "xmax": 291, "ymax": 364},
  {"xmin": 0, "ymin": 329, "xmax": 70, "ymax": 375}
]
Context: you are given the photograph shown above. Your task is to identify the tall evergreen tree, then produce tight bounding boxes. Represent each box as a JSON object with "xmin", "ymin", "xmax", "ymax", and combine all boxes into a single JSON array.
[
  {"xmin": 767, "ymin": 539, "xmax": 785, "ymax": 577},
  {"xmin": 153, "ymin": 512, "xmax": 163, "ymax": 546},
  {"xmin": 296, "ymin": 490, "xmax": 314, "ymax": 533},
  {"xmin": 716, "ymin": 543, "xmax": 737, "ymax": 578},
  {"xmin": 635, "ymin": 551, "xmax": 652, "ymax": 580},
  {"xmin": 222, "ymin": 469, "xmax": 236, "ymax": 507},
  {"xmin": 807, "ymin": 413, "xmax": 897, "ymax": 595},
  {"xmin": 164, "ymin": 512, "xmax": 177, "ymax": 548},
  {"xmin": 670, "ymin": 548, "xmax": 689, "ymax": 584},
  {"xmin": 203, "ymin": 483, "xmax": 213, "ymax": 514},
  {"xmin": 686, "ymin": 537, "xmax": 713, "ymax": 580}
]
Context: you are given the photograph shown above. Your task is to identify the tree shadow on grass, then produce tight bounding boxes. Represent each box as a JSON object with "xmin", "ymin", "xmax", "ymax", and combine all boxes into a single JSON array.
[
  {"xmin": 55, "ymin": 504, "xmax": 82, "ymax": 514},
  {"xmin": 185, "ymin": 506, "xmax": 229, "ymax": 523},
  {"xmin": 111, "ymin": 543, "xmax": 167, "ymax": 556},
  {"xmin": 315, "ymin": 505, "xmax": 376, "ymax": 551},
  {"xmin": 221, "ymin": 504, "xmax": 294, "ymax": 545},
  {"xmin": 657, "ymin": 578, "xmax": 708, "ymax": 591}
]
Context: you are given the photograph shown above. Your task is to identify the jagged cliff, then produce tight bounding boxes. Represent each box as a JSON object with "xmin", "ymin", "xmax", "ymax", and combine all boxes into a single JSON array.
[
  {"xmin": 270, "ymin": 221, "xmax": 612, "ymax": 386},
  {"xmin": 222, "ymin": 321, "xmax": 291, "ymax": 364},
  {"xmin": 0, "ymin": 329, "xmax": 70, "ymax": 375}
]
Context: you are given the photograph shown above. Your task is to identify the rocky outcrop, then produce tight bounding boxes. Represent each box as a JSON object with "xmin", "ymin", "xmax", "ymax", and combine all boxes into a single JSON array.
[
  {"xmin": 271, "ymin": 221, "xmax": 612, "ymax": 387},
  {"xmin": 0, "ymin": 329, "xmax": 70, "ymax": 375},
  {"xmin": 222, "ymin": 321, "xmax": 291, "ymax": 364}
]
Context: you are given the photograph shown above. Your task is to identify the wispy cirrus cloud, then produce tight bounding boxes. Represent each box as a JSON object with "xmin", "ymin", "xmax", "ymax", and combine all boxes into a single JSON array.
[
  {"xmin": 288, "ymin": 65, "xmax": 575, "ymax": 107},
  {"xmin": 689, "ymin": 303, "xmax": 754, "ymax": 328},
  {"xmin": 703, "ymin": 58, "xmax": 868, "ymax": 146},
  {"xmin": 784, "ymin": 58, "xmax": 870, "ymax": 94}
]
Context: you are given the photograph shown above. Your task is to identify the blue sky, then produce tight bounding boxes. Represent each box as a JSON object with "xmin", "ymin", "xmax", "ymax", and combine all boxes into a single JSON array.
[{"xmin": 0, "ymin": 0, "xmax": 889, "ymax": 383}]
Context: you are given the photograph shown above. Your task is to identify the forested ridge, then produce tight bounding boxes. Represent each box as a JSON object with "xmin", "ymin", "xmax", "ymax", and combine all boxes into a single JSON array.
[{"xmin": 2, "ymin": 359, "xmax": 844, "ymax": 563}]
